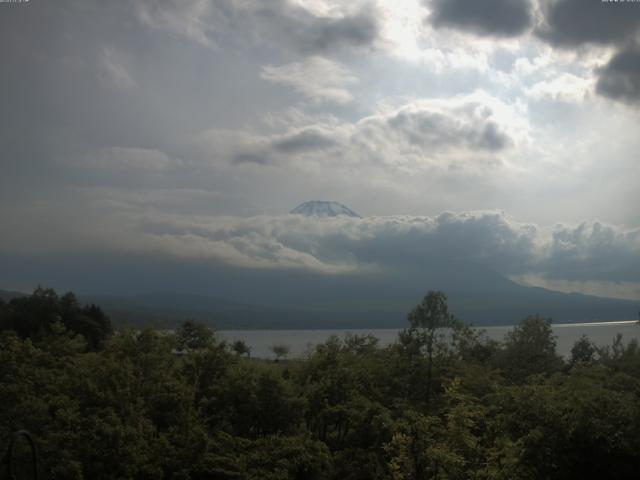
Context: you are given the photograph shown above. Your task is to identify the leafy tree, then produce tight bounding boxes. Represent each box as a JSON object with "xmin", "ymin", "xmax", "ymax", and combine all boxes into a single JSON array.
[
  {"xmin": 598, "ymin": 335, "xmax": 640, "ymax": 377},
  {"xmin": 205, "ymin": 363, "xmax": 303, "ymax": 438},
  {"xmin": 0, "ymin": 287, "xmax": 112, "ymax": 351},
  {"xmin": 60, "ymin": 292, "xmax": 112, "ymax": 351},
  {"xmin": 1, "ymin": 286, "xmax": 61, "ymax": 340},
  {"xmin": 570, "ymin": 335, "xmax": 597, "ymax": 365},
  {"xmin": 231, "ymin": 339, "xmax": 251, "ymax": 358},
  {"xmin": 451, "ymin": 324, "xmax": 498, "ymax": 365},
  {"xmin": 485, "ymin": 366, "xmax": 640, "ymax": 478},
  {"xmin": 243, "ymin": 435, "xmax": 332, "ymax": 480},
  {"xmin": 497, "ymin": 314, "xmax": 563, "ymax": 384},
  {"xmin": 342, "ymin": 333, "xmax": 379, "ymax": 355},
  {"xmin": 175, "ymin": 319, "xmax": 214, "ymax": 351},
  {"xmin": 407, "ymin": 290, "xmax": 462, "ymax": 405},
  {"xmin": 180, "ymin": 340, "xmax": 236, "ymax": 407},
  {"xmin": 270, "ymin": 343, "xmax": 291, "ymax": 361}
]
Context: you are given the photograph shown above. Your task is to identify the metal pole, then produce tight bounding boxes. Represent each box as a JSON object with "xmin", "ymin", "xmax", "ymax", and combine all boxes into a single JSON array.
[{"xmin": 3, "ymin": 430, "xmax": 40, "ymax": 480}]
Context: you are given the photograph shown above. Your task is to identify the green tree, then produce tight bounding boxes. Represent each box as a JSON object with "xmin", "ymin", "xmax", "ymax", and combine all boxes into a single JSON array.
[
  {"xmin": 570, "ymin": 335, "xmax": 597, "ymax": 365},
  {"xmin": 270, "ymin": 343, "xmax": 291, "ymax": 361},
  {"xmin": 1, "ymin": 286, "xmax": 60, "ymax": 340},
  {"xmin": 597, "ymin": 335, "xmax": 640, "ymax": 377},
  {"xmin": 204, "ymin": 362, "xmax": 303, "ymax": 438},
  {"xmin": 175, "ymin": 319, "xmax": 214, "ymax": 351},
  {"xmin": 0, "ymin": 287, "xmax": 112, "ymax": 351},
  {"xmin": 231, "ymin": 339, "xmax": 251, "ymax": 358},
  {"xmin": 407, "ymin": 290, "xmax": 462, "ymax": 405},
  {"xmin": 342, "ymin": 333, "xmax": 379, "ymax": 355},
  {"xmin": 60, "ymin": 292, "xmax": 112, "ymax": 351},
  {"xmin": 497, "ymin": 315, "xmax": 563, "ymax": 383}
]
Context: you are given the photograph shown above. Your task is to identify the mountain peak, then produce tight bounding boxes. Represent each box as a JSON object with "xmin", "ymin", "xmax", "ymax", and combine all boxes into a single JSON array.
[{"xmin": 290, "ymin": 201, "xmax": 361, "ymax": 218}]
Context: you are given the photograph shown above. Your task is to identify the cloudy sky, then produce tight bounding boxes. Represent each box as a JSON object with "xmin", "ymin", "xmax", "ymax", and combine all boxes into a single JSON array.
[{"xmin": 1, "ymin": 0, "xmax": 639, "ymax": 301}]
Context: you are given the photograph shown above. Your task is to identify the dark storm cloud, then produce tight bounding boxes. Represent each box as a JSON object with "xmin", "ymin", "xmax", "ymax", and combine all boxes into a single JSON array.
[
  {"xmin": 537, "ymin": 0, "xmax": 640, "ymax": 47},
  {"xmin": 596, "ymin": 47, "xmax": 640, "ymax": 104},
  {"xmin": 428, "ymin": 0, "xmax": 534, "ymax": 37}
]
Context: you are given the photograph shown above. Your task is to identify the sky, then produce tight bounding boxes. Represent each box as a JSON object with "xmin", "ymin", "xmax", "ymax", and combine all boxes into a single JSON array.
[{"xmin": 1, "ymin": 0, "xmax": 640, "ymax": 301}]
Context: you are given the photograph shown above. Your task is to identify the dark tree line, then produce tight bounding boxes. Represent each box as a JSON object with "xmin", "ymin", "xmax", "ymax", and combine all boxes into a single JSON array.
[
  {"xmin": 2, "ymin": 288, "xmax": 640, "ymax": 479},
  {"xmin": 0, "ymin": 287, "xmax": 112, "ymax": 351}
]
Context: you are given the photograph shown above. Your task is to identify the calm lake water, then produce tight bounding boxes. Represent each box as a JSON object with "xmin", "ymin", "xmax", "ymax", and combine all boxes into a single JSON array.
[{"xmin": 220, "ymin": 321, "xmax": 640, "ymax": 359}]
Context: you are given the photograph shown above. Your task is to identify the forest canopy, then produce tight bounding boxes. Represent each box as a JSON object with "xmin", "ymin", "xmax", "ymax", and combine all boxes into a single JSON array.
[{"xmin": 2, "ymin": 288, "xmax": 640, "ymax": 479}]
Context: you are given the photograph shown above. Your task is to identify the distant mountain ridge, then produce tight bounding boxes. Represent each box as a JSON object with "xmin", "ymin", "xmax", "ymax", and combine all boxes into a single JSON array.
[
  {"xmin": 0, "ymin": 289, "xmax": 27, "ymax": 301},
  {"xmin": 73, "ymin": 261, "xmax": 638, "ymax": 329},
  {"xmin": 4, "ymin": 260, "xmax": 638, "ymax": 330},
  {"xmin": 290, "ymin": 201, "xmax": 361, "ymax": 218}
]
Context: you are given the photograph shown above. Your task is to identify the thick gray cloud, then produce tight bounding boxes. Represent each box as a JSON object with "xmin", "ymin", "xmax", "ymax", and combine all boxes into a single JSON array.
[
  {"xmin": 241, "ymin": 0, "xmax": 379, "ymax": 54},
  {"xmin": 220, "ymin": 125, "xmax": 341, "ymax": 165},
  {"xmin": 429, "ymin": 0, "xmax": 534, "ymax": 37},
  {"xmin": 537, "ymin": 0, "xmax": 640, "ymax": 47},
  {"xmin": 173, "ymin": 212, "xmax": 537, "ymax": 274},
  {"xmin": 272, "ymin": 128, "xmax": 338, "ymax": 154},
  {"xmin": 532, "ymin": 1, "xmax": 640, "ymax": 106},
  {"xmin": 5, "ymin": 200, "xmax": 637, "ymax": 286},
  {"xmin": 423, "ymin": 0, "xmax": 640, "ymax": 108},
  {"xmin": 596, "ymin": 47, "xmax": 640, "ymax": 104},
  {"xmin": 385, "ymin": 105, "xmax": 511, "ymax": 152},
  {"xmin": 297, "ymin": 9, "xmax": 379, "ymax": 53},
  {"xmin": 138, "ymin": 212, "xmax": 639, "ymax": 286},
  {"xmin": 137, "ymin": 0, "xmax": 380, "ymax": 54},
  {"xmin": 208, "ymin": 97, "xmax": 513, "ymax": 169},
  {"xmin": 542, "ymin": 221, "xmax": 640, "ymax": 285}
]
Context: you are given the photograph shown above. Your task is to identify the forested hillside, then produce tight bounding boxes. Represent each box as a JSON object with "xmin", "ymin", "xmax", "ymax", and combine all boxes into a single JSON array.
[{"xmin": 2, "ymin": 288, "xmax": 640, "ymax": 479}]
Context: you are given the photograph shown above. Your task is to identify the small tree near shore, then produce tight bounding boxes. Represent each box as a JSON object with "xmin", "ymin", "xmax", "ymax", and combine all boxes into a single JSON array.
[
  {"xmin": 270, "ymin": 344, "xmax": 291, "ymax": 361},
  {"xmin": 232, "ymin": 339, "xmax": 251, "ymax": 358}
]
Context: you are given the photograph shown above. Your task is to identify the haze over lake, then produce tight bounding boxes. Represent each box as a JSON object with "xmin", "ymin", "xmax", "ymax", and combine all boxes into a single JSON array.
[{"xmin": 221, "ymin": 320, "xmax": 640, "ymax": 359}]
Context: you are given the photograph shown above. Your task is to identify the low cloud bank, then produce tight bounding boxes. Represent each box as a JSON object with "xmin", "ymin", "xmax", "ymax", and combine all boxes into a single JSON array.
[
  {"xmin": 3, "ymin": 206, "xmax": 638, "ymax": 299},
  {"xmin": 129, "ymin": 211, "xmax": 640, "ymax": 287}
]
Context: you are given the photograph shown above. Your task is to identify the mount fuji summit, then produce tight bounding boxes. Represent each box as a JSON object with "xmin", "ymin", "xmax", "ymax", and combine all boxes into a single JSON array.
[{"xmin": 290, "ymin": 201, "xmax": 361, "ymax": 218}]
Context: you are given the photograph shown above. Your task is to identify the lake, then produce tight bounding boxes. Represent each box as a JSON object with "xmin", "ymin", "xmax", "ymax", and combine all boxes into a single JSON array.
[{"xmin": 220, "ymin": 320, "xmax": 640, "ymax": 359}]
